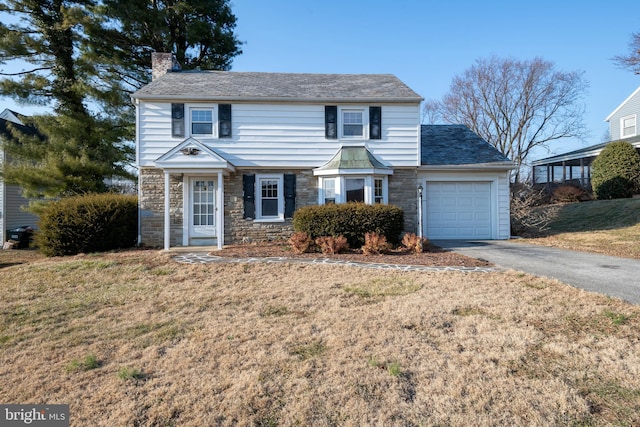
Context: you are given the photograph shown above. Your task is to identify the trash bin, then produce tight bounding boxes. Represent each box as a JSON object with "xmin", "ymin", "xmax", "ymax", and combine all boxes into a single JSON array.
[{"xmin": 6, "ymin": 226, "xmax": 34, "ymax": 249}]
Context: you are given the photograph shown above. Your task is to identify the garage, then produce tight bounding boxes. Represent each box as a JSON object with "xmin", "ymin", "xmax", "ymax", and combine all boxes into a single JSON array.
[{"xmin": 425, "ymin": 181, "xmax": 492, "ymax": 239}]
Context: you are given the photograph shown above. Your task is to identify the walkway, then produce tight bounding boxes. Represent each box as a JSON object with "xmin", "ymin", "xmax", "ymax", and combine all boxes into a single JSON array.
[{"xmin": 172, "ymin": 253, "xmax": 497, "ymax": 273}]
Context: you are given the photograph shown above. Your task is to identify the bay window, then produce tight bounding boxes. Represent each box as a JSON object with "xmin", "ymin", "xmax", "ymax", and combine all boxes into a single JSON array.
[{"xmin": 319, "ymin": 176, "xmax": 388, "ymax": 205}]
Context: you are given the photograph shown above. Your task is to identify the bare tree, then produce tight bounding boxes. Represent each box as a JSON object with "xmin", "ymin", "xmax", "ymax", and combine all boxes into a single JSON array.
[
  {"xmin": 433, "ymin": 56, "xmax": 588, "ymax": 181},
  {"xmin": 421, "ymin": 99, "xmax": 441, "ymax": 124},
  {"xmin": 613, "ymin": 31, "xmax": 640, "ymax": 74}
]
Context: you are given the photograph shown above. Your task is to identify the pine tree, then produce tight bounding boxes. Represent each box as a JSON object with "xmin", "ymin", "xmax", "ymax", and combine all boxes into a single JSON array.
[{"xmin": 0, "ymin": 0, "xmax": 134, "ymax": 196}]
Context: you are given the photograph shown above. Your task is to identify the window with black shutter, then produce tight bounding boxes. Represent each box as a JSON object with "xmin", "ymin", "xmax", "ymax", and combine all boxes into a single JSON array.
[
  {"xmin": 171, "ymin": 103, "xmax": 184, "ymax": 137},
  {"xmin": 370, "ymin": 106, "xmax": 381, "ymax": 140},
  {"xmin": 219, "ymin": 104, "xmax": 232, "ymax": 138},
  {"xmin": 325, "ymin": 106, "xmax": 337, "ymax": 139}
]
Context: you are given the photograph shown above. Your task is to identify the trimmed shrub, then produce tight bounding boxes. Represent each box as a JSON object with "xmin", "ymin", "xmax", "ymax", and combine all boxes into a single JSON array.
[
  {"xmin": 35, "ymin": 193, "xmax": 138, "ymax": 256},
  {"xmin": 315, "ymin": 235, "xmax": 348, "ymax": 255},
  {"xmin": 288, "ymin": 231, "xmax": 314, "ymax": 254},
  {"xmin": 552, "ymin": 185, "xmax": 589, "ymax": 203},
  {"xmin": 591, "ymin": 141, "xmax": 640, "ymax": 199},
  {"xmin": 362, "ymin": 232, "xmax": 391, "ymax": 255},
  {"xmin": 401, "ymin": 232, "xmax": 429, "ymax": 254},
  {"xmin": 292, "ymin": 203, "xmax": 404, "ymax": 248}
]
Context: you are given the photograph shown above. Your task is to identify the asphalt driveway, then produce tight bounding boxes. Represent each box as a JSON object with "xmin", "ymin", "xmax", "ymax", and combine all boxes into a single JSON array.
[{"xmin": 433, "ymin": 239, "xmax": 640, "ymax": 305}]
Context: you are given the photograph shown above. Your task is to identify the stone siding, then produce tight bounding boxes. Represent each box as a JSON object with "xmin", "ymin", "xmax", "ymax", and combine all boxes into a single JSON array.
[
  {"xmin": 388, "ymin": 169, "xmax": 418, "ymax": 234},
  {"xmin": 225, "ymin": 169, "xmax": 316, "ymax": 243},
  {"xmin": 139, "ymin": 166, "xmax": 419, "ymax": 247},
  {"xmin": 139, "ymin": 168, "xmax": 183, "ymax": 247}
]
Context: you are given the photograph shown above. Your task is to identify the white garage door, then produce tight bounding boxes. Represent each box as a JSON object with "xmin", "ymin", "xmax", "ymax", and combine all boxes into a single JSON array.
[{"xmin": 425, "ymin": 181, "xmax": 492, "ymax": 239}]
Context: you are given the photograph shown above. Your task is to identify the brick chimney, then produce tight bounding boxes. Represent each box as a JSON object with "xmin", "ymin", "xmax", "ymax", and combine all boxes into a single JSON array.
[{"xmin": 151, "ymin": 52, "xmax": 181, "ymax": 80}]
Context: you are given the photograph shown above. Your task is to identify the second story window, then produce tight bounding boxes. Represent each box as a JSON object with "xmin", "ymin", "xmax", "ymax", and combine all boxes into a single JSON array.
[
  {"xmin": 342, "ymin": 110, "xmax": 364, "ymax": 138},
  {"xmin": 191, "ymin": 108, "xmax": 213, "ymax": 135},
  {"xmin": 622, "ymin": 115, "xmax": 636, "ymax": 138}
]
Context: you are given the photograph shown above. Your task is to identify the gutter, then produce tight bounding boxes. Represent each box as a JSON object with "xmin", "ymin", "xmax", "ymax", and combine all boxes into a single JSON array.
[{"xmin": 129, "ymin": 94, "xmax": 424, "ymax": 104}]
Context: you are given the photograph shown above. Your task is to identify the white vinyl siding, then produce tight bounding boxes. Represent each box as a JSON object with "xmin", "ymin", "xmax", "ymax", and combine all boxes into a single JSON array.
[
  {"xmin": 607, "ymin": 88, "xmax": 640, "ymax": 140},
  {"xmin": 137, "ymin": 102, "xmax": 420, "ymax": 168}
]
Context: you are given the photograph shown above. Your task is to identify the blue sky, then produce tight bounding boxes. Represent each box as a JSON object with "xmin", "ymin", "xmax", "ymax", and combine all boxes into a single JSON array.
[
  {"xmin": 230, "ymin": 0, "xmax": 640, "ymax": 161},
  {"xmin": 2, "ymin": 0, "xmax": 639, "ymax": 162}
]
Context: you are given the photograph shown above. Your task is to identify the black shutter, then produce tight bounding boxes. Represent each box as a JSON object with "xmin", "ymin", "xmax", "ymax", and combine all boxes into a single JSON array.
[
  {"xmin": 284, "ymin": 173, "xmax": 296, "ymax": 218},
  {"xmin": 243, "ymin": 174, "xmax": 255, "ymax": 219},
  {"xmin": 370, "ymin": 106, "xmax": 381, "ymax": 140},
  {"xmin": 325, "ymin": 106, "xmax": 337, "ymax": 139},
  {"xmin": 219, "ymin": 104, "xmax": 232, "ymax": 138},
  {"xmin": 171, "ymin": 103, "xmax": 184, "ymax": 137}
]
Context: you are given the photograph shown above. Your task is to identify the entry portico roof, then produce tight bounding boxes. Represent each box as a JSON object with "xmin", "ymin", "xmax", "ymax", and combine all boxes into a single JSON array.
[{"xmin": 154, "ymin": 137, "xmax": 235, "ymax": 172}]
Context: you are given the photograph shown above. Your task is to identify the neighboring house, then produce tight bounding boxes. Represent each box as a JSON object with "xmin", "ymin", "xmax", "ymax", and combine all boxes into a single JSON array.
[
  {"xmin": 132, "ymin": 53, "xmax": 514, "ymax": 250},
  {"xmin": 0, "ymin": 109, "xmax": 39, "ymax": 244},
  {"xmin": 532, "ymin": 86, "xmax": 640, "ymax": 188}
]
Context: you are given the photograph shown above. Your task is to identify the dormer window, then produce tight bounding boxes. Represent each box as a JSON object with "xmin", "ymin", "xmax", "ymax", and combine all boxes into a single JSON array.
[{"xmin": 622, "ymin": 114, "xmax": 636, "ymax": 138}]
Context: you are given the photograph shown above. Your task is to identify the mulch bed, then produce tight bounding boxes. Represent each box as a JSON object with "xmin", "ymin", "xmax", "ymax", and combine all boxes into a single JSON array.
[{"xmin": 212, "ymin": 241, "xmax": 492, "ymax": 268}]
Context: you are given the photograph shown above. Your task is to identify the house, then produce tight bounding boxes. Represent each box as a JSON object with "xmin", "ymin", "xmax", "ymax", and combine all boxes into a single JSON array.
[
  {"xmin": 132, "ymin": 53, "xmax": 514, "ymax": 250},
  {"xmin": 0, "ymin": 109, "xmax": 39, "ymax": 245},
  {"xmin": 532, "ymin": 86, "xmax": 640, "ymax": 188}
]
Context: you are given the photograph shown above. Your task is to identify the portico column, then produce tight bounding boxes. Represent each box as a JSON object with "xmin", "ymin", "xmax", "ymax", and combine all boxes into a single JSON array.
[
  {"xmin": 217, "ymin": 170, "xmax": 224, "ymax": 250},
  {"xmin": 164, "ymin": 170, "xmax": 171, "ymax": 251}
]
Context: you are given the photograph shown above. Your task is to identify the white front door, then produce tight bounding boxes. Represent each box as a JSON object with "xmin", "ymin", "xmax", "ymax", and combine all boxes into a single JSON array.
[{"xmin": 190, "ymin": 178, "xmax": 216, "ymax": 240}]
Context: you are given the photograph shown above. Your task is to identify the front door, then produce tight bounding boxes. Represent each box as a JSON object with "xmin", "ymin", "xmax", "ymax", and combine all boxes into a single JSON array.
[{"xmin": 190, "ymin": 178, "xmax": 216, "ymax": 240}]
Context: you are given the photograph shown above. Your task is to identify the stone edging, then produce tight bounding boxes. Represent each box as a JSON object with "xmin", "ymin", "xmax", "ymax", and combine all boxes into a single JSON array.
[{"xmin": 172, "ymin": 253, "xmax": 499, "ymax": 273}]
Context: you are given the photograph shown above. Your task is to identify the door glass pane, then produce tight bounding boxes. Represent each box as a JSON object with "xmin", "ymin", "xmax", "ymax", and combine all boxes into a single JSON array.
[{"xmin": 193, "ymin": 180, "xmax": 215, "ymax": 226}]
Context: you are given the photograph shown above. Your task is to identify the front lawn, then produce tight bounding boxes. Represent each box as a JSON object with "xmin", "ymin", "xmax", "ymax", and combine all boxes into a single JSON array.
[
  {"xmin": 521, "ymin": 198, "xmax": 640, "ymax": 259},
  {"xmin": 1, "ymin": 250, "xmax": 639, "ymax": 425}
]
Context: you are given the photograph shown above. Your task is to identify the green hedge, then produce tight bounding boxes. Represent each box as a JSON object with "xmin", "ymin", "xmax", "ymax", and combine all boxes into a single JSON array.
[
  {"xmin": 591, "ymin": 141, "xmax": 640, "ymax": 199},
  {"xmin": 292, "ymin": 203, "xmax": 404, "ymax": 247},
  {"xmin": 35, "ymin": 193, "xmax": 138, "ymax": 256}
]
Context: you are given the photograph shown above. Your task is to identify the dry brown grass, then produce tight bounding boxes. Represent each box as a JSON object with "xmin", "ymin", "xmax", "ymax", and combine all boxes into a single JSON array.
[{"xmin": 1, "ymin": 250, "xmax": 640, "ymax": 426}]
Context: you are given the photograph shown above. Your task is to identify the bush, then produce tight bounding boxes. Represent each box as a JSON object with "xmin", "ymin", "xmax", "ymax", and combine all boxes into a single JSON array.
[
  {"xmin": 591, "ymin": 141, "xmax": 640, "ymax": 199},
  {"xmin": 315, "ymin": 235, "xmax": 348, "ymax": 255},
  {"xmin": 288, "ymin": 231, "xmax": 314, "ymax": 254},
  {"xmin": 361, "ymin": 232, "xmax": 391, "ymax": 255},
  {"xmin": 401, "ymin": 233, "xmax": 429, "ymax": 254},
  {"xmin": 510, "ymin": 183, "xmax": 555, "ymax": 236},
  {"xmin": 35, "ymin": 193, "xmax": 138, "ymax": 256},
  {"xmin": 292, "ymin": 203, "xmax": 404, "ymax": 248},
  {"xmin": 552, "ymin": 185, "xmax": 589, "ymax": 203}
]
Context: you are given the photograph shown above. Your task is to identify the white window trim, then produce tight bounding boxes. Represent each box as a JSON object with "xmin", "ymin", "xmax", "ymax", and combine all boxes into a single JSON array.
[
  {"xmin": 339, "ymin": 107, "xmax": 368, "ymax": 140},
  {"xmin": 318, "ymin": 175, "xmax": 388, "ymax": 205},
  {"xmin": 621, "ymin": 114, "xmax": 637, "ymax": 138},
  {"xmin": 255, "ymin": 174, "xmax": 284, "ymax": 222},
  {"xmin": 188, "ymin": 104, "xmax": 217, "ymax": 138}
]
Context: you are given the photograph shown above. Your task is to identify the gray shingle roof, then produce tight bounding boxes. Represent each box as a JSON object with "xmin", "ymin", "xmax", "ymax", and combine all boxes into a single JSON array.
[
  {"xmin": 421, "ymin": 125, "xmax": 513, "ymax": 167},
  {"xmin": 132, "ymin": 71, "xmax": 423, "ymax": 103}
]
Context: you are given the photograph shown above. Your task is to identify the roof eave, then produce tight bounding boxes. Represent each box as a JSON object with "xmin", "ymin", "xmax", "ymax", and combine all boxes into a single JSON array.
[
  {"xmin": 419, "ymin": 162, "xmax": 516, "ymax": 170},
  {"xmin": 130, "ymin": 94, "xmax": 423, "ymax": 104}
]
